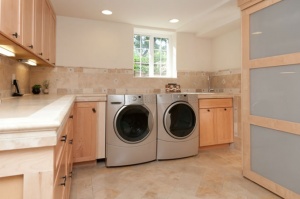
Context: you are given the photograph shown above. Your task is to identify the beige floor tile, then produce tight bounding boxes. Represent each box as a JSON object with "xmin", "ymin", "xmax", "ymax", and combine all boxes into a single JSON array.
[{"xmin": 70, "ymin": 148, "xmax": 282, "ymax": 199}]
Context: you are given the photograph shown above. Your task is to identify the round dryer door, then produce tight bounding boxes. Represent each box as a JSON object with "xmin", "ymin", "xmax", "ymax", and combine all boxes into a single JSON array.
[
  {"xmin": 114, "ymin": 105, "xmax": 153, "ymax": 143},
  {"xmin": 164, "ymin": 102, "xmax": 196, "ymax": 139}
]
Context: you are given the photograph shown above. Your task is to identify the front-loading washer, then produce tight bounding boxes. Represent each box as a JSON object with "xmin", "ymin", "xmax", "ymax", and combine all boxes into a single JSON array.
[
  {"xmin": 106, "ymin": 94, "xmax": 157, "ymax": 167},
  {"xmin": 157, "ymin": 93, "xmax": 199, "ymax": 160}
]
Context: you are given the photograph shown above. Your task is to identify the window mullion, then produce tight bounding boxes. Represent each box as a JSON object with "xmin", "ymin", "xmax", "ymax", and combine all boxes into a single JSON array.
[{"xmin": 149, "ymin": 36, "xmax": 154, "ymax": 77}]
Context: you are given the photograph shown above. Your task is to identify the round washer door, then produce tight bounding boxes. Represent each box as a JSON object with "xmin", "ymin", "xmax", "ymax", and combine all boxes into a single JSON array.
[
  {"xmin": 163, "ymin": 101, "xmax": 196, "ymax": 139},
  {"xmin": 114, "ymin": 105, "xmax": 153, "ymax": 143}
]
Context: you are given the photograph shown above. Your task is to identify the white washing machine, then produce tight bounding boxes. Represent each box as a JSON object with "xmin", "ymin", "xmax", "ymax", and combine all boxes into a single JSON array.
[
  {"xmin": 106, "ymin": 94, "xmax": 157, "ymax": 167},
  {"xmin": 157, "ymin": 93, "xmax": 199, "ymax": 160}
]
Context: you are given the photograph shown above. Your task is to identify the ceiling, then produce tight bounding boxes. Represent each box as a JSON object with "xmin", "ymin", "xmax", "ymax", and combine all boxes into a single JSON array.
[{"xmin": 49, "ymin": 0, "xmax": 241, "ymax": 38}]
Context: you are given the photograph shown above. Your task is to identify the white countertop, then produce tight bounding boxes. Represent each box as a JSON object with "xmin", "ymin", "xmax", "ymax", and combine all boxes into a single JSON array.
[
  {"xmin": 0, "ymin": 94, "xmax": 76, "ymax": 151},
  {"xmin": 0, "ymin": 92, "xmax": 235, "ymax": 151}
]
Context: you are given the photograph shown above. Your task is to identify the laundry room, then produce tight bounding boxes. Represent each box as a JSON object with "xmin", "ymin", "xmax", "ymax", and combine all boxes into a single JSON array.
[{"xmin": 0, "ymin": 0, "xmax": 299, "ymax": 198}]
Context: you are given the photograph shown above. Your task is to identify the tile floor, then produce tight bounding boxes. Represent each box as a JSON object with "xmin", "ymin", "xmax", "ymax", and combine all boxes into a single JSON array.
[{"xmin": 70, "ymin": 148, "xmax": 281, "ymax": 199}]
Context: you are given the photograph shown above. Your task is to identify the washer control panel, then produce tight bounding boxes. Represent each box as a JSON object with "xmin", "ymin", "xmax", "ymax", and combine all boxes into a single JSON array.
[{"xmin": 125, "ymin": 95, "xmax": 144, "ymax": 105}]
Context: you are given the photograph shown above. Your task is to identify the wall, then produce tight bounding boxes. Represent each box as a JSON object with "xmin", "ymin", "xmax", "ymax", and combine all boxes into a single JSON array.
[
  {"xmin": 0, "ymin": 56, "xmax": 30, "ymax": 99},
  {"xmin": 56, "ymin": 16, "xmax": 133, "ymax": 68},
  {"xmin": 177, "ymin": 32, "xmax": 212, "ymax": 71},
  {"xmin": 211, "ymin": 28, "xmax": 241, "ymax": 71},
  {"xmin": 57, "ymin": 16, "xmax": 213, "ymax": 72}
]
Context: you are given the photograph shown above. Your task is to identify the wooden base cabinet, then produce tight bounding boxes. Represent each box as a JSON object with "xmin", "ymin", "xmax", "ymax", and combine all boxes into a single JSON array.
[
  {"xmin": 199, "ymin": 98, "xmax": 233, "ymax": 147},
  {"xmin": 0, "ymin": 105, "xmax": 74, "ymax": 199},
  {"xmin": 53, "ymin": 106, "xmax": 74, "ymax": 199},
  {"xmin": 73, "ymin": 102, "xmax": 97, "ymax": 163}
]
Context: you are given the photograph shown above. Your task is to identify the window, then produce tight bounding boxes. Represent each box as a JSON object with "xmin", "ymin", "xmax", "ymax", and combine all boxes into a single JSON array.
[{"xmin": 133, "ymin": 29, "xmax": 176, "ymax": 78}]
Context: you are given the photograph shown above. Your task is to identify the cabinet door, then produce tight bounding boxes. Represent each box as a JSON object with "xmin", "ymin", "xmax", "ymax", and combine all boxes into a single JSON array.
[
  {"xmin": 49, "ymin": 11, "xmax": 56, "ymax": 65},
  {"xmin": 21, "ymin": 0, "xmax": 34, "ymax": 51},
  {"xmin": 34, "ymin": 0, "xmax": 43, "ymax": 56},
  {"xmin": 216, "ymin": 107, "xmax": 233, "ymax": 144},
  {"xmin": 73, "ymin": 102, "xmax": 97, "ymax": 163},
  {"xmin": 42, "ymin": 0, "xmax": 51, "ymax": 61},
  {"xmin": 0, "ymin": 0, "xmax": 22, "ymax": 43},
  {"xmin": 199, "ymin": 108, "xmax": 215, "ymax": 147}
]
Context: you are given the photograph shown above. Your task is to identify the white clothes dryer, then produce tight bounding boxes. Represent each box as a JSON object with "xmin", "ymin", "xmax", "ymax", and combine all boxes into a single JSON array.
[
  {"xmin": 156, "ymin": 93, "xmax": 199, "ymax": 160},
  {"xmin": 106, "ymin": 94, "xmax": 157, "ymax": 167}
]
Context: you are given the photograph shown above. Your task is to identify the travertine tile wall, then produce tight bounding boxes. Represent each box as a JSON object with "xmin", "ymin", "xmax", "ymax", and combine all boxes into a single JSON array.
[
  {"xmin": 29, "ymin": 66, "xmax": 212, "ymax": 94},
  {"xmin": 0, "ymin": 56, "xmax": 30, "ymax": 99}
]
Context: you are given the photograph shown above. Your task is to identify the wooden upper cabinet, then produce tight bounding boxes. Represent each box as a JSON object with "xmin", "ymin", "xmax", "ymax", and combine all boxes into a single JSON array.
[
  {"xmin": 21, "ymin": 0, "xmax": 34, "ymax": 51},
  {"xmin": 0, "ymin": 0, "xmax": 56, "ymax": 67},
  {"xmin": 0, "ymin": 0, "xmax": 22, "ymax": 43},
  {"xmin": 42, "ymin": 0, "xmax": 51, "ymax": 62},
  {"xmin": 49, "ymin": 10, "xmax": 56, "ymax": 65},
  {"xmin": 34, "ymin": 0, "xmax": 43, "ymax": 56}
]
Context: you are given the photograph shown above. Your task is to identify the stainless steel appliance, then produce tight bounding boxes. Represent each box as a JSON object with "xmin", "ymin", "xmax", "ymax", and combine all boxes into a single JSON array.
[
  {"xmin": 156, "ymin": 93, "xmax": 199, "ymax": 160},
  {"xmin": 106, "ymin": 94, "xmax": 157, "ymax": 167}
]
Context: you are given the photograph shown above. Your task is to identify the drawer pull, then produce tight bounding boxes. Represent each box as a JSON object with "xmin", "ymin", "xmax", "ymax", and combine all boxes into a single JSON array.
[
  {"xmin": 207, "ymin": 109, "xmax": 210, "ymax": 112},
  {"xmin": 60, "ymin": 176, "xmax": 67, "ymax": 186},
  {"xmin": 69, "ymin": 139, "xmax": 73, "ymax": 144},
  {"xmin": 92, "ymin": 108, "xmax": 96, "ymax": 113},
  {"xmin": 60, "ymin": 135, "xmax": 67, "ymax": 142},
  {"xmin": 12, "ymin": 32, "xmax": 18, "ymax": 38}
]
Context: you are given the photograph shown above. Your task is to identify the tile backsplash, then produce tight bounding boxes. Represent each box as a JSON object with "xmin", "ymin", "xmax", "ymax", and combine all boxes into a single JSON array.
[
  {"xmin": 0, "ymin": 56, "xmax": 30, "ymax": 98},
  {"xmin": 29, "ymin": 66, "xmax": 211, "ymax": 94}
]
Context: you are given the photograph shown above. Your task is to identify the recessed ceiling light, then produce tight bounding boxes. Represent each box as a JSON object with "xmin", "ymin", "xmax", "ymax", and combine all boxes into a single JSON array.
[
  {"xmin": 169, "ymin": 19, "xmax": 179, "ymax": 23},
  {"xmin": 102, "ymin": 10, "xmax": 112, "ymax": 15}
]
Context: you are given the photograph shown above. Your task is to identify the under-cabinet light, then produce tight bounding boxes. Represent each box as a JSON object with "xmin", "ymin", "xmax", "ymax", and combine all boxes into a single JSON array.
[
  {"xmin": 19, "ymin": 59, "xmax": 37, "ymax": 66},
  {"xmin": 0, "ymin": 47, "xmax": 15, "ymax": 57},
  {"xmin": 252, "ymin": 31, "xmax": 262, "ymax": 35}
]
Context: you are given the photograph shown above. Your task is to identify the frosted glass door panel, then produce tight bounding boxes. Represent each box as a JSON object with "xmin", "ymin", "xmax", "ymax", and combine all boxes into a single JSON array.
[
  {"xmin": 250, "ymin": 0, "xmax": 300, "ymax": 59},
  {"xmin": 250, "ymin": 125, "xmax": 300, "ymax": 194},
  {"xmin": 250, "ymin": 64, "xmax": 300, "ymax": 123}
]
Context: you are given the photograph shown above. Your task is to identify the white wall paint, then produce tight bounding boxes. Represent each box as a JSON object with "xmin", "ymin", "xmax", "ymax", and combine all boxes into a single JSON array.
[
  {"xmin": 177, "ymin": 33, "xmax": 212, "ymax": 71},
  {"xmin": 211, "ymin": 28, "xmax": 241, "ymax": 71},
  {"xmin": 56, "ymin": 16, "xmax": 133, "ymax": 68},
  {"xmin": 56, "ymin": 16, "xmax": 214, "ymax": 71}
]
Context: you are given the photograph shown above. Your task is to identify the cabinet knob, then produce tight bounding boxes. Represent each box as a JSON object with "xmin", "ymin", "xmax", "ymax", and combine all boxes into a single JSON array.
[
  {"xmin": 92, "ymin": 108, "xmax": 96, "ymax": 113},
  {"xmin": 60, "ymin": 135, "xmax": 67, "ymax": 142},
  {"xmin": 39, "ymin": 52, "xmax": 43, "ymax": 56},
  {"xmin": 224, "ymin": 108, "xmax": 227, "ymax": 111},
  {"xmin": 46, "ymin": 58, "xmax": 50, "ymax": 61},
  {"xmin": 60, "ymin": 176, "xmax": 67, "ymax": 186},
  {"xmin": 69, "ymin": 171, "xmax": 73, "ymax": 178},
  {"xmin": 207, "ymin": 109, "xmax": 210, "ymax": 112},
  {"xmin": 69, "ymin": 139, "xmax": 73, "ymax": 145},
  {"xmin": 28, "ymin": 45, "xmax": 33, "ymax": 49},
  {"xmin": 12, "ymin": 32, "xmax": 18, "ymax": 38},
  {"xmin": 69, "ymin": 115, "xmax": 73, "ymax": 119}
]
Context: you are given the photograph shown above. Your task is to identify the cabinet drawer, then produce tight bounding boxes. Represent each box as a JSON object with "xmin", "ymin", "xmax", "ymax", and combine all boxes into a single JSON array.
[{"xmin": 199, "ymin": 98, "xmax": 232, "ymax": 109}]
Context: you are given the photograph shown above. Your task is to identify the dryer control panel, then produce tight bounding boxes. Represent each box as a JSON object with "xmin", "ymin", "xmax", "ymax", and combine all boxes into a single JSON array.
[{"xmin": 125, "ymin": 95, "xmax": 144, "ymax": 105}]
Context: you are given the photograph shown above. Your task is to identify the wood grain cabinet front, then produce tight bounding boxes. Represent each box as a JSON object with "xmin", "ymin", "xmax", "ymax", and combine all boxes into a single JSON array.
[
  {"xmin": 54, "ymin": 106, "xmax": 74, "ymax": 199},
  {"xmin": 0, "ymin": 0, "xmax": 56, "ymax": 67},
  {"xmin": 73, "ymin": 102, "xmax": 97, "ymax": 163},
  {"xmin": 0, "ymin": 0, "xmax": 22, "ymax": 43},
  {"xmin": 199, "ymin": 98, "xmax": 233, "ymax": 147}
]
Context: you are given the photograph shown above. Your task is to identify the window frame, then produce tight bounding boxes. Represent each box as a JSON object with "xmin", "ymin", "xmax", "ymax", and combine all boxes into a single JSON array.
[{"xmin": 133, "ymin": 28, "xmax": 177, "ymax": 78}]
